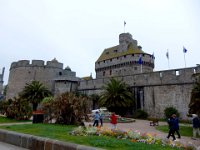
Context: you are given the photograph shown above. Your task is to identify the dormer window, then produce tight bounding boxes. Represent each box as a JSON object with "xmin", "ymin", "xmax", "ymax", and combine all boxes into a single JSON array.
[
  {"xmin": 114, "ymin": 50, "xmax": 118, "ymax": 53},
  {"xmin": 106, "ymin": 52, "xmax": 109, "ymax": 55}
]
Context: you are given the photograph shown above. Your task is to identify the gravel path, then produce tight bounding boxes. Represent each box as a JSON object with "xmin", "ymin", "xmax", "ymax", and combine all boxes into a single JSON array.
[{"xmin": 85, "ymin": 119, "xmax": 200, "ymax": 147}]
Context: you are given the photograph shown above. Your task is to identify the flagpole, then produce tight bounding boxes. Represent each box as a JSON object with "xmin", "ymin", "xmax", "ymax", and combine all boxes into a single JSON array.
[
  {"xmin": 167, "ymin": 49, "xmax": 170, "ymax": 69},
  {"xmin": 183, "ymin": 46, "xmax": 188, "ymax": 68},
  {"xmin": 124, "ymin": 21, "xmax": 126, "ymax": 33},
  {"xmin": 184, "ymin": 52, "xmax": 186, "ymax": 68},
  {"xmin": 168, "ymin": 58, "xmax": 170, "ymax": 69},
  {"xmin": 141, "ymin": 64, "xmax": 143, "ymax": 73}
]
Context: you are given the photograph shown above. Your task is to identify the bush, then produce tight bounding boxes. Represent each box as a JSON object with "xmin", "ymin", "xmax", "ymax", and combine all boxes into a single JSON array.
[
  {"xmin": 134, "ymin": 109, "xmax": 148, "ymax": 119},
  {"xmin": 164, "ymin": 107, "xmax": 179, "ymax": 119},
  {"xmin": 49, "ymin": 92, "xmax": 90, "ymax": 125},
  {"xmin": 2, "ymin": 98, "xmax": 32, "ymax": 120}
]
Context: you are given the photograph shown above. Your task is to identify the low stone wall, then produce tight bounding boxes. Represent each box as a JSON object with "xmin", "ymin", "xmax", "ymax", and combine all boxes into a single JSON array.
[{"xmin": 0, "ymin": 129, "xmax": 102, "ymax": 150}]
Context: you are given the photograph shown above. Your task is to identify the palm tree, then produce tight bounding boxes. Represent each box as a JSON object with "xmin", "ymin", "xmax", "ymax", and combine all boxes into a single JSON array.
[
  {"xmin": 20, "ymin": 81, "xmax": 52, "ymax": 111},
  {"xmin": 99, "ymin": 78, "xmax": 134, "ymax": 116},
  {"xmin": 189, "ymin": 74, "xmax": 200, "ymax": 116}
]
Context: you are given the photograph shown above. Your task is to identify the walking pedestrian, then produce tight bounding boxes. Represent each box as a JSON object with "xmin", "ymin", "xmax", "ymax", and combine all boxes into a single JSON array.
[
  {"xmin": 191, "ymin": 114, "xmax": 200, "ymax": 140},
  {"xmin": 173, "ymin": 114, "xmax": 181, "ymax": 139},
  {"xmin": 110, "ymin": 112, "xmax": 117, "ymax": 129},
  {"xmin": 93, "ymin": 111, "xmax": 100, "ymax": 127},
  {"xmin": 167, "ymin": 114, "xmax": 176, "ymax": 141},
  {"xmin": 99, "ymin": 110, "xmax": 104, "ymax": 127}
]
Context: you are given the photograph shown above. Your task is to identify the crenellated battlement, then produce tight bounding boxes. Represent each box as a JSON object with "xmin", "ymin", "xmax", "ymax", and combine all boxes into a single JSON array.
[
  {"xmin": 10, "ymin": 59, "xmax": 63, "ymax": 70},
  {"xmin": 79, "ymin": 66, "xmax": 199, "ymax": 90}
]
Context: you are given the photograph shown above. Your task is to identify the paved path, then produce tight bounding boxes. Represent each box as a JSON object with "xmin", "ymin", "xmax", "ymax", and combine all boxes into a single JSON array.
[
  {"xmin": 0, "ymin": 141, "xmax": 28, "ymax": 150},
  {"xmin": 86, "ymin": 119, "xmax": 200, "ymax": 147}
]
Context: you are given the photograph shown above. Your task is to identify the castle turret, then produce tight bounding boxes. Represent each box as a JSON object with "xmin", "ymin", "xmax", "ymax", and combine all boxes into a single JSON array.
[
  {"xmin": 95, "ymin": 33, "xmax": 155, "ymax": 78},
  {"xmin": 6, "ymin": 59, "xmax": 63, "ymax": 99}
]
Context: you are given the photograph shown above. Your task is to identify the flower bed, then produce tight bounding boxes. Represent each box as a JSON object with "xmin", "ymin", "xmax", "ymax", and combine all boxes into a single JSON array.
[{"xmin": 70, "ymin": 126, "xmax": 197, "ymax": 149}]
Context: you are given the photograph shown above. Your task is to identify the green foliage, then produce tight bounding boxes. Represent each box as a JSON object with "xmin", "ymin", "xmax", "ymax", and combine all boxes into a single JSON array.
[
  {"xmin": 134, "ymin": 109, "xmax": 148, "ymax": 119},
  {"xmin": 41, "ymin": 97, "xmax": 54, "ymax": 122},
  {"xmin": 189, "ymin": 74, "xmax": 200, "ymax": 116},
  {"xmin": 20, "ymin": 81, "xmax": 52, "ymax": 111},
  {"xmin": 1, "ymin": 97, "xmax": 32, "ymax": 120},
  {"xmin": 50, "ymin": 92, "xmax": 90, "ymax": 125},
  {"xmin": 164, "ymin": 107, "xmax": 179, "ymax": 119},
  {"xmin": 99, "ymin": 78, "xmax": 135, "ymax": 116}
]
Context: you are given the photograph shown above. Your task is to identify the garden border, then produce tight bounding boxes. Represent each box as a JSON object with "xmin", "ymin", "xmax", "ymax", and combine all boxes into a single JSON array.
[{"xmin": 0, "ymin": 129, "xmax": 103, "ymax": 150}]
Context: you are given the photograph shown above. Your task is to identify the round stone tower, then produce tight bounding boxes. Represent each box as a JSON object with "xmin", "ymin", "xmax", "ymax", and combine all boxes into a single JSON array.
[{"xmin": 6, "ymin": 59, "xmax": 63, "ymax": 100}]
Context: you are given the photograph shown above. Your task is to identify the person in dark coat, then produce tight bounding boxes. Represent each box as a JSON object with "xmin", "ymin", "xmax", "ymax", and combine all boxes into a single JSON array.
[
  {"xmin": 192, "ymin": 114, "xmax": 200, "ymax": 139},
  {"xmin": 167, "ymin": 114, "xmax": 176, "ymax": 141},
  {"xmin": 173, "ymin": 114, "xmax": 181, "ymax": 139}
]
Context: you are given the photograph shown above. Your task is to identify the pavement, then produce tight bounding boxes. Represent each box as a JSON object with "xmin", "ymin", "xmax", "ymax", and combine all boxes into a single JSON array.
[
  {"xmin": 0, "ymin": 141, "xmax": 28, "ymax": 150},
  {"xmin": 85, "ymin": 119, "xmax": 200, "ymax": 147}
]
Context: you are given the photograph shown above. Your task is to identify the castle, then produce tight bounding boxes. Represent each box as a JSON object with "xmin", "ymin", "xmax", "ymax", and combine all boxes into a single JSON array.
[{"xmin": 5, "ymin": 33, "xmax": 200, "ymax": 119}]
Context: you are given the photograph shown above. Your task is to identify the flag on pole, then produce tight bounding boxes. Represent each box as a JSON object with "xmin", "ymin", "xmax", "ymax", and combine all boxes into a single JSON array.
[
  {"xmin": 124, "ymin": 21, "xmax": 126, "ymax": 26},
  {"xmin": 166, "ymin": 51, "xmax": 169, "ymax": 59},
  {"xmin": 183, "ymin": 46, "xmax": 187, "ymax": 53},
  {"xmin": 152, "ymin": 52, "xmax": 155, "ymax": 59},
  {"xmin": 138, "ymin": 54, "xmax": 142, "ymax": 64}
]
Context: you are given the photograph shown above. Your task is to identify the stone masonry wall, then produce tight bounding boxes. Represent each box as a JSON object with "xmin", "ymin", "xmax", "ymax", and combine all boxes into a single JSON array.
[
  {"xmin": 78, "ymin": 66, "xmax": 199, "ymax": 119},
  {"xmin": 6, "ymin": 60, "xmax": 63, "ymax": 99}
]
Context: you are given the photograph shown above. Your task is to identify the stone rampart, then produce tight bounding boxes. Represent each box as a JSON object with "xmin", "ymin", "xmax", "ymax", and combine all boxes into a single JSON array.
[
  {"xmin": 79, "ymin": 66, "xmax": 198, "ymax": 90},
  {"xmin": 78, "ymin": 66, "xmax": 200, "ymax": 119}
]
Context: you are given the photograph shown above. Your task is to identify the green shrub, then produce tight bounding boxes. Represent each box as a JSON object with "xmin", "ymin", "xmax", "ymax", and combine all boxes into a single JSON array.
[
  {"xmin": 134, "ymin": 109, "xmax": 148, "ymax": 119},
  {"xmin": 164, "ymin": 107, "xmax": 179, "ymax": 119}
]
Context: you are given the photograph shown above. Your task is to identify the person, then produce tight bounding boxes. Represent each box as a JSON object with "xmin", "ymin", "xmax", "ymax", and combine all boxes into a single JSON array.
[
  {"xmin": 167, "ymin": 114, "xmax": 176, "ymax": 141},
  {"xmin": 191, "ymin": 114, "xmax": 200, "ymax": 140},
  {"xmin": 110, "ymin": 112, "xmax": 117, "ymax": 129},
  {"xmin": 93, "ymin": 111, "xmax": 100, "ymax": 127},
  {"xmin": 99, "ymin": 110, "xmax": 104, "ymax": 127},
  {"xmin": 173, "ymin": 114, "xmax": 181, "ymax": 139}
]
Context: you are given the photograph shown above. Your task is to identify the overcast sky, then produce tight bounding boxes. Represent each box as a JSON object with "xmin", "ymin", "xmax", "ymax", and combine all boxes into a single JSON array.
[{"xmin": 0, "ymin": 0, "xmax": 200, "ymax": 84}]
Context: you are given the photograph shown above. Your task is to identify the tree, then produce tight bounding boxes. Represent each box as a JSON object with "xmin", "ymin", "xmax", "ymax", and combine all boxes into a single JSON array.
[
  {"xmin": 20, "ymin": 81, "xmax": 52, "ymax": 111},
  {"xmin": 189, "ymin": 74, "xmax": 200, "ymax": 116},
  {"xmin": 99, "ymin": 78, "xmax": 135, "ymax": 116}
]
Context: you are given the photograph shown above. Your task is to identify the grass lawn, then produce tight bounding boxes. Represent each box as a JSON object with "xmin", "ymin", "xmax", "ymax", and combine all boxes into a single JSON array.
[
  {"xmin": 0, "ymin": 123, "xmax": 183, "ymax": 150},
  {"xmin": 0, "ymin": 116, "xmax": 31, "ymax": 123},
  {"xmin": 156, "ymin": 125, "xmax": 200, "ymax": 138}
]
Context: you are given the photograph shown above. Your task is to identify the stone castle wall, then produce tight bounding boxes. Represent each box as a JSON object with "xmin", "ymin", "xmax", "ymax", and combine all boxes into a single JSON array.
[
  {"xmin": 6, "ymin": 60, "xmax": 63, "ymax": 99},
  {"xmin": 78, "ymin": 66, "xmax": 199, "ymax": 119}
]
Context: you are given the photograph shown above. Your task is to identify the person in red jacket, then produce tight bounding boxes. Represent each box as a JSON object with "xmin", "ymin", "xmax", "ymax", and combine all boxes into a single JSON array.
[{"xmin": 110, "ymin": 112, "xmax": 117, "ymax": 129}]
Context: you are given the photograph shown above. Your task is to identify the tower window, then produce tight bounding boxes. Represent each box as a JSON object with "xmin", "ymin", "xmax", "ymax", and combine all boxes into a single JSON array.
[{"xmin": 175, "ymin": 70, "xmax": 180, "ymax": 76}]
